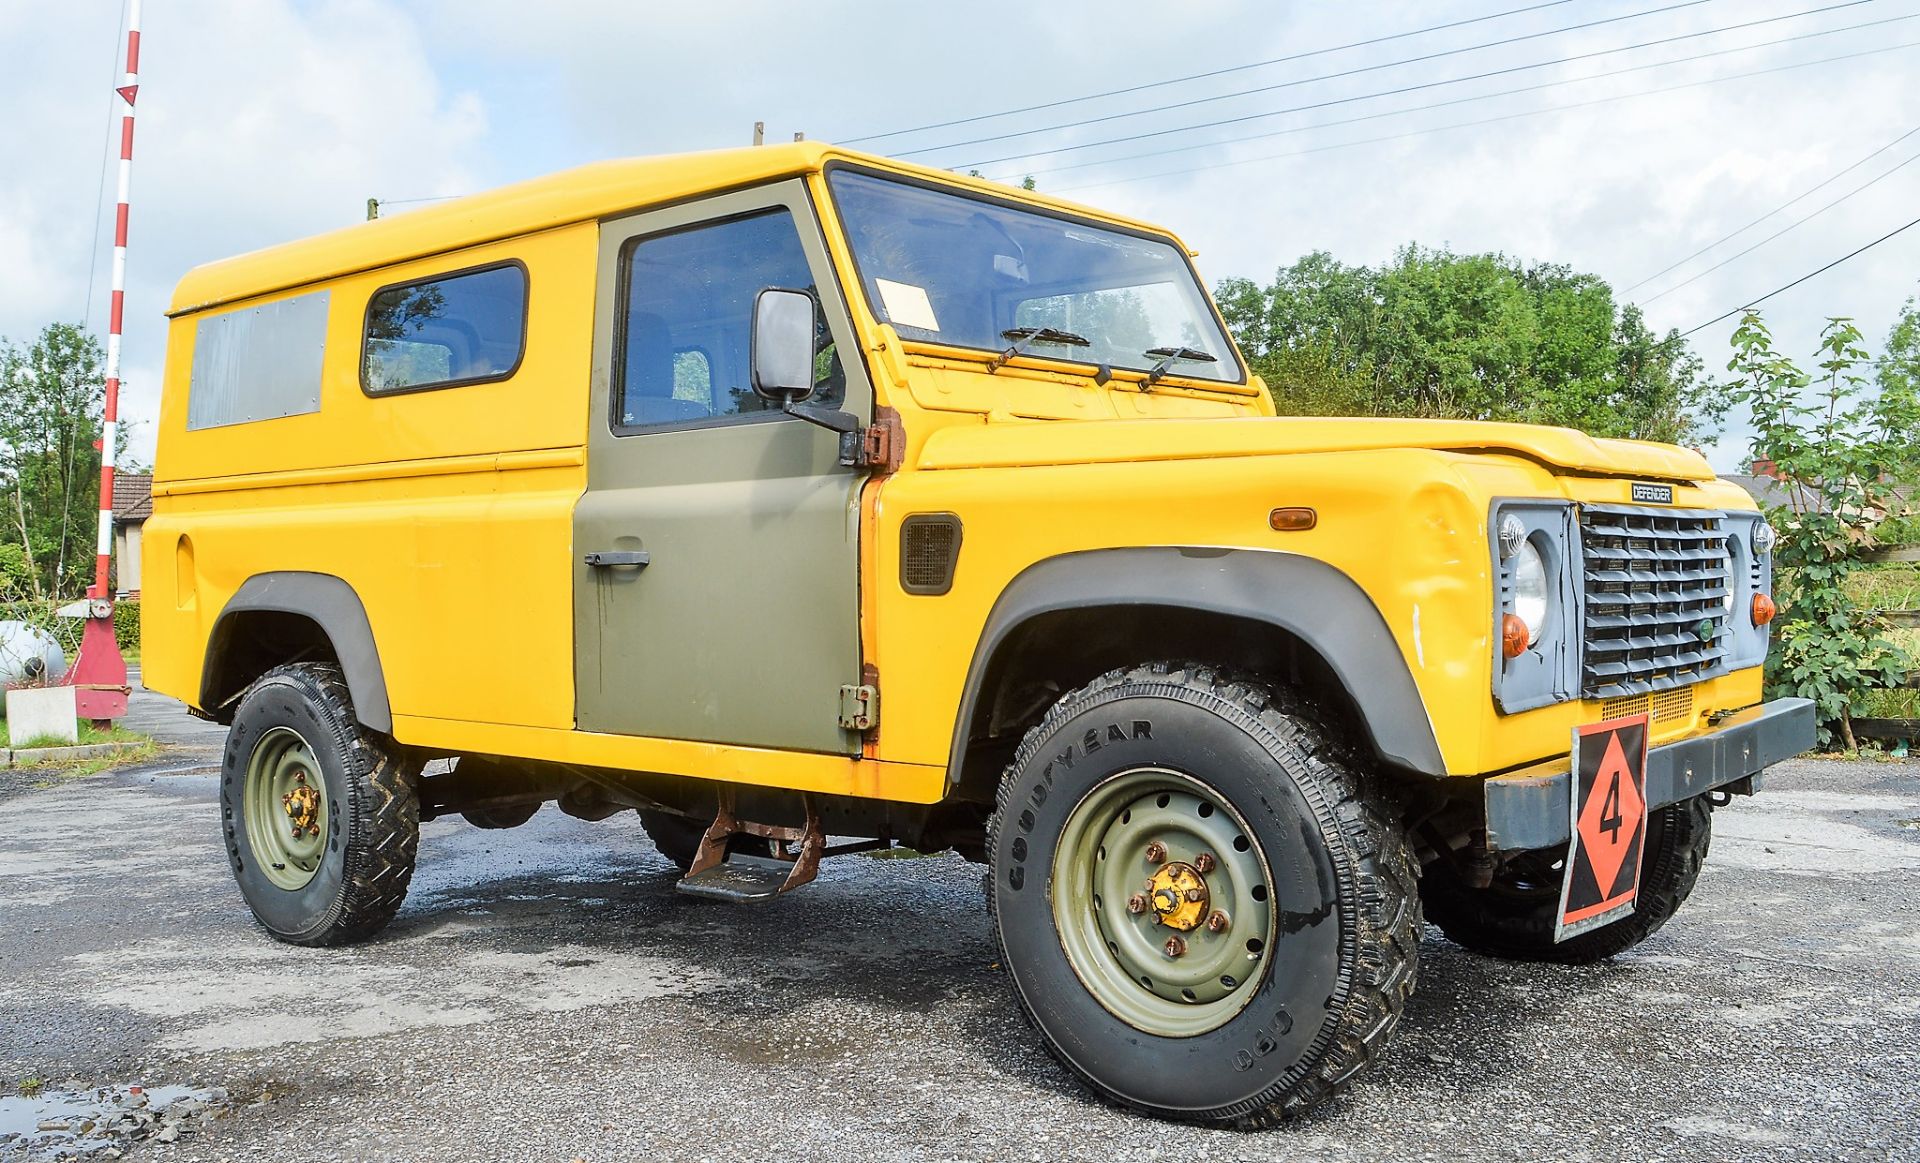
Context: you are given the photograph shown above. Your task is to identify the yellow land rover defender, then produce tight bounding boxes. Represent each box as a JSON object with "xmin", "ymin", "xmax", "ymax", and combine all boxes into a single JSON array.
[{"xmin": 146, "ymin": 143, "xmax": 1813, "ymax": 1124}]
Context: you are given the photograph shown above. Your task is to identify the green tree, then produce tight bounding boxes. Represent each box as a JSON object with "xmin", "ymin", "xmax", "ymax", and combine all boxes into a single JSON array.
[
  {"xmin": 1872, "ymin": 292, "xmax": 1920, "ymax": 544},
  {"xmin": 1880, "ymin": 290, "xmax": 1920, "ymax": 412},
  {"xmin": 1216, "ymin": 245, "xmax": 1703, "ymax": 441},
  {"xmin": 0, "ymin": 323, "xmax": 107, "ymax": 599},
  {"xmin": 1712, "ymin": 312, "xmax": 1918, "ymax": 749}
]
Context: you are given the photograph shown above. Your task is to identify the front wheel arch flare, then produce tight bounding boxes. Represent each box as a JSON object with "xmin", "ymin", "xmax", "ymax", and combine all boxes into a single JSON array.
[{"xmin": 949, "ymin": 548, "xmax": 1445, "ymax": 789}]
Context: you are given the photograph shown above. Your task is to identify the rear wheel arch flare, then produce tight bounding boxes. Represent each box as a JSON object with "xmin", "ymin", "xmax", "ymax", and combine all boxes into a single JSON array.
[{"xmin": 202, "ymin": 572, "xmax": 391, "ymax": 733}]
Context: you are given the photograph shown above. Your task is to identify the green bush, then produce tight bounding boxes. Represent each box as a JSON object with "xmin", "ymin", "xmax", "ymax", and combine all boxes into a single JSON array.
[
  {"xmin": 114, "ymin": 600, "xmax": 139, "ymax": 654},
  {"xmin": 1714, "ymin": 314, "xmax": 1919, "ymax": 749},
  {"xmin": 0, "ymin": 598, "xmax": 139, "ymax": 661},
  {"xmin": 1874, "ymin": 513, "xmax": 1920, "ymax": 548}
]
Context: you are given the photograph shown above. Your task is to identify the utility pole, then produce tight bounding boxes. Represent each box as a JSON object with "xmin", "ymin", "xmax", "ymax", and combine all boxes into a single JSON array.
[
  {"xmin": 752, "ymin": 120, "xmax": 765, "ymax": 146},
  {"xmin": 63, "ymin": 0, "xmax": 140, "ymax": 725},
  {"xmin": 366, "ymin": 197, "xmax": 380, "ymax": 221}
]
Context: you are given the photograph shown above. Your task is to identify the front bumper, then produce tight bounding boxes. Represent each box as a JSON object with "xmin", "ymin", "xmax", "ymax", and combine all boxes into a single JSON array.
[{"xmin": 1482, "ymin": 697, "xmax": 1815, "ymax": 851}]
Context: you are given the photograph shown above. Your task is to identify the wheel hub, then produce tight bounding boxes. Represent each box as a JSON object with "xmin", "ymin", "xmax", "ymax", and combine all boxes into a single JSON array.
[
  {"xmin": 1146, "ymin": 861, "xmax": 1208, "ymax": 932},
  {"xmin": 281, "ymin": 781, "xmax": 320, "ymax": 833}
]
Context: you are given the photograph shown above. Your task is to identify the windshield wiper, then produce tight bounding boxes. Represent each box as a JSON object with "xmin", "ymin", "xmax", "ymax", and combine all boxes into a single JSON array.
[
  {"xmin": 1140, "ymin": 346, "xmax": 1218, "ymax": 391},
  {"xmin": 989, "ymin": 326, "xmax": 1091, "ymax": 374}
]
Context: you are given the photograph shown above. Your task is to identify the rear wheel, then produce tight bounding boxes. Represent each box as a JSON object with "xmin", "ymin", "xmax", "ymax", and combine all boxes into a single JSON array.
[
  {"xmin": 220, "ymin": 663, "xmax": 421, "ymax": 946},
  {"xmin": 987, "ymin": 663, "xmax": 1419, "ymax": 1126},
  {"xmin": 1423, "ymin": 795, "xmax": 1712, "ymax": 963}
]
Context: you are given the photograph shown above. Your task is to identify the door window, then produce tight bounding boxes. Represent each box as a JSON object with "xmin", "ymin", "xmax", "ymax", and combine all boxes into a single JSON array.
[{"xmin": 615, "ymin": 209, "xmax": 844, "ymax": 431}]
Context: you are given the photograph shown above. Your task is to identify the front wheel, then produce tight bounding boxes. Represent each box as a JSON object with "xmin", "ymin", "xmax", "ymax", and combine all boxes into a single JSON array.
[
  {"xmin": 1422, "ymin": 795, "xmax": 1712, "ymax": 964},
  {"xmin": 220, "ymin": 663, "xmax": 421, "ymax": 946},
  {"xmin": 986, "ymin": 663, "xmax": 1419, "ymax": 1126}
]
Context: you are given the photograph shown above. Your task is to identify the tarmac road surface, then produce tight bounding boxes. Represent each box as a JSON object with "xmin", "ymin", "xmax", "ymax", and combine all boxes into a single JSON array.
[{"xmin": 1, "ymin": 680, "xmax": 1915, "ymax": 1162}]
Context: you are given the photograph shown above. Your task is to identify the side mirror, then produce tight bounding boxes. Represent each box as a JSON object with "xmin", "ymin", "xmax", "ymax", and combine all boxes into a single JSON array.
[{"xmin": 751, "ymin": 288, "xmax": 817, "ymax": 403}]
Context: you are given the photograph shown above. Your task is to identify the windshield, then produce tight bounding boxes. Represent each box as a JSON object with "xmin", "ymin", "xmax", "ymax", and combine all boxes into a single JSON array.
[{"xmin": 827, "ymin": 169, "xmax": 1242, "ymax": 384}]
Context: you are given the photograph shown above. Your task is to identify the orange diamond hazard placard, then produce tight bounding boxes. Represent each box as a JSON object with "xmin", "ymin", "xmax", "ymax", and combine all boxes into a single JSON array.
[{"xmin": 1556, "ymin": 713, "xmax": 1650, "ymax": 941}]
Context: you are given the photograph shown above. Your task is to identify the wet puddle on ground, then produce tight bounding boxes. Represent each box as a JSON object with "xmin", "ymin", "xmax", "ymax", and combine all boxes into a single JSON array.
[{"xmin": 0, "ymin": 1084, "xmax": 228, "ymax": 1158}]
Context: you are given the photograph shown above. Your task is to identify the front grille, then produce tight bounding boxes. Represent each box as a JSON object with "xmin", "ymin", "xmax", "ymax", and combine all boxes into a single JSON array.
[{"xmin": 1579, "ymin": 505, "xmax": 1730, "ymax": 699}]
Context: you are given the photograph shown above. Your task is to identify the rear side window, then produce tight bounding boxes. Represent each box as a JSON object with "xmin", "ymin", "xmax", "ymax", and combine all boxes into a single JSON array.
[{"xmin": 362, "ymin": 262, "xmax": 528, "ymax": 394}]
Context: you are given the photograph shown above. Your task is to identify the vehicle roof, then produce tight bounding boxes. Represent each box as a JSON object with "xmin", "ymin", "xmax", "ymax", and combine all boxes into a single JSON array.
[{"xmin": 167, "ymin": 143, "xmax": 1190, "ymax": 317}]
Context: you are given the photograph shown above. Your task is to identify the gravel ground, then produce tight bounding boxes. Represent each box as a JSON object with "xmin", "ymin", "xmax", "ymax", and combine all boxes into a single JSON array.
[{"xmin": 1, "ymin": 683, "xmax": 1916, "ymax": 1162}]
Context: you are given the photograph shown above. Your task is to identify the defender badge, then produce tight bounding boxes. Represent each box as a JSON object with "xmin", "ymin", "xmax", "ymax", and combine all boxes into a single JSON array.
[{"xmin": 1630, "ymin": 482, "xmax": 1674, "ymax": 504}]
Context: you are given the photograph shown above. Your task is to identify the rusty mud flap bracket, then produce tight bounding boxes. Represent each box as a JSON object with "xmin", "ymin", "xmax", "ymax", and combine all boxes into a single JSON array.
[{"xmin": 1482, "ymin": 697, "xmax": 1816, "ymax": 852}]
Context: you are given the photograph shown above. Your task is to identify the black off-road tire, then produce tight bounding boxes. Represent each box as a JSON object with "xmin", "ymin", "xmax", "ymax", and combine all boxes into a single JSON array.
[
  {"xmin": 220, "ymin": 663, "xmax": 421, "ymax": 946},
  {"xmin": 1423, "ymin": 795, "xmax": 1711, "ymax": 964},
  {"xmin": 637, "ymin": 811, "xmax": 707, "ymax": 872},
  {"xmin": 985, "ymin": 662, "xmax": 1420, "ymax": 1126}
]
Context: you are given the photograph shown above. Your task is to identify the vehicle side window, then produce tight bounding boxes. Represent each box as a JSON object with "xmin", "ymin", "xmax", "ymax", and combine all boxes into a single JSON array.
[
  {"xmin": 615, "ymin": 209, "xmax": 843, "ymax": 431},
  {"xmin": 362, "ymin": 262, "xmax": 527, "ymax": 394}
]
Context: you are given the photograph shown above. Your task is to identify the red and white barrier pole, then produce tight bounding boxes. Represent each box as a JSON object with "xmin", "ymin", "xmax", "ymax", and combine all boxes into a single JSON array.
[
  {"xmin": 64, "ymin": 0, "xmax": 141, "ymax": 724},
  {"xmin": 94, "ymin": 0, "xmax": 140, "ymax": 598}
]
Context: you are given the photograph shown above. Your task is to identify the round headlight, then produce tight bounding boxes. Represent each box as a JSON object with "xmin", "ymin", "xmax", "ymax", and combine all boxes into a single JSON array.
[
  {"xmin": 1752, "ymin": 520, "xmax": 1776, "ymax": 555},
  {"xmin": 1513, "ymin": 538, "xmax": 1549, "ymax": 647},
  {"xmin": 1722, "ymin": 548, "xmax": 1737, "ymax": 614}
]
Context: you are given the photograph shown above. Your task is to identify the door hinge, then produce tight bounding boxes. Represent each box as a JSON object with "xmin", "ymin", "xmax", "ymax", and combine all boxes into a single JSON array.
[
  {"xmin": 836, "ymin": 406, "xmax": 904, "ymax": 472},
  {"xmin": 838, "ymin": 683, "xmax": 879, "ymax": 732}
]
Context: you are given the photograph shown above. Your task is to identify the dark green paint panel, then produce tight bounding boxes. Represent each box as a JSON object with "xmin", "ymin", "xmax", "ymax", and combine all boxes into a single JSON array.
[{"xmin": 573, "ymin": 181, "xmax": 869, "ymax": 754}]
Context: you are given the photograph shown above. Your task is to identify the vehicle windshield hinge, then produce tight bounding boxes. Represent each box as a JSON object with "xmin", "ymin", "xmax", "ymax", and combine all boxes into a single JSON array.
[
  {"xmin": 836, "ymin": 407, "xmax": 904, "ymax": 472},
  {"xmin": 838, "ymin": 681, "xmax": 879, "ymax": 732}
]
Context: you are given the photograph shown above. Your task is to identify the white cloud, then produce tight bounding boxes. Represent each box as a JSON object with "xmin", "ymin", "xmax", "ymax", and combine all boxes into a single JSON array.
[
  {"xmin": 0, "ymin": 0, "xmax": 488, "ymax": 465},
  {"xmin": 4, "ymin": 0, "xmax": 1916, "ymax": 472}
]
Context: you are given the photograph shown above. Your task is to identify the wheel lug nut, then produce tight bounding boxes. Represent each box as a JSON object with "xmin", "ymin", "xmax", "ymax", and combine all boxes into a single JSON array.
[
  {"xmin": 1206, "ymin": 910, "xmax": 1230, "ymax": 933},
  {"xmin": 1184, "ymin": 887, "xmax": 1206, "ymax": 903},
  {"xmin": 1163, "ymin": 936, "xmax": 1186, "ymax": 959},
  {"xmin": 1143, "ymin": 841, "xmax": 1167, "ymax": 865},
  {"xmin": 294, "ymin": 772, "xmax": 306, "ymax": 784},
  {"xmin": 1194, "ymin": 852, "xmax": 1216, "ymax": 874},
  {"xmin": 1126, "ymin": 893, "xmax": 1149, "ymax": 915}
]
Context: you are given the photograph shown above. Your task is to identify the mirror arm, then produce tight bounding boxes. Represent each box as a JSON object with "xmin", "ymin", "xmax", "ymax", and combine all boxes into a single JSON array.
[
  {"xmin": 778, "ymin": 397, "xmax": 901, "ymax": 471},
  {"xmin": 782, "ymin": 396, "xmax": 861, "ymax": 435}
]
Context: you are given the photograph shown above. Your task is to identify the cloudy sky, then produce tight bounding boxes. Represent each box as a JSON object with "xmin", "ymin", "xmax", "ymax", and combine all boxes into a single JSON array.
[{"xmin": 3, "ymin": 0, "xmax": 1916, "ymax": 470}]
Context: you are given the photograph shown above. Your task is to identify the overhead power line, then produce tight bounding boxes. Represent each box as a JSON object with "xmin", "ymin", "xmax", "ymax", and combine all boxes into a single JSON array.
[
  {"xmin": 1682, "ymin": 212, "xmax": 1920, "ymax": 336},
  {"xmin": 1006, "ymin": 19, "xmax": 1919, "ymax": 188},
  {"xmin": 908, "ymin": 0, "xmax": 1732, "ymax": 160},
  {"xmin": 1639, "ymin": 142, "xmax": 1920, "ymax": 304},
  {"xmin": 841, "ymin": 0, "xmax": 1580, "ymax": 146},
  {"xmin": 1037, "ymin": 38, "xmax": 1920, "ymax": 195},
  {"xmin": 82, "ymin": 0, "xmax": 132, "ymax": 328},
  {"xmin": 1624, "ymin": 121, "xmax": 1920, "ymax": 292},
  {"xmin": 945, "ymin": 0, "xmax": 1877, "ymax": 171}
]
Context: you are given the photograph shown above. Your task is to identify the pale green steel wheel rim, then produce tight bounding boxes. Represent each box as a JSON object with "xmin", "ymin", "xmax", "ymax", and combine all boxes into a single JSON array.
[
  {"xmin": 1050, "ymin": 767, "xmax": 1277, "ymax": 1038},
  {"xmin": 244, "ymin": 726, "xmax": 329, "ymax": 891}
]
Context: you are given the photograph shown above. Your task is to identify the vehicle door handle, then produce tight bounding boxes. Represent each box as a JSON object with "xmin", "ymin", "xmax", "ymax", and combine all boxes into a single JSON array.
[{"xmin": 583, "ymin": 550, "xmax": 651, "ymax": 569}]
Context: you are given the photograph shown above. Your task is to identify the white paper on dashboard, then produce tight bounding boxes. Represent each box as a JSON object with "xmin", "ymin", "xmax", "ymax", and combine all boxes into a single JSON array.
[{"xmin": 874, "ymin": 279, "xmax": 940, "ymax": 332}]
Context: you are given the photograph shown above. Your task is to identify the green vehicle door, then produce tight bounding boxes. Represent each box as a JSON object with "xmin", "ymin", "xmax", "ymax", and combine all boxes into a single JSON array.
[{"xmin": 573, "ymin": 180, "xmax": 870, "ymax": 754}]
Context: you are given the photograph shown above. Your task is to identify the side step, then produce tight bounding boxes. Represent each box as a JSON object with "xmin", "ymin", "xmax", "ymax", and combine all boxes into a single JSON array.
[
  {"xmin": 675, "ymin": 791, "xmax": 825, "ymax": 903},
  {"xmin": 678, "ymin": 853, "xmax": 810, "ymax": 903}
]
